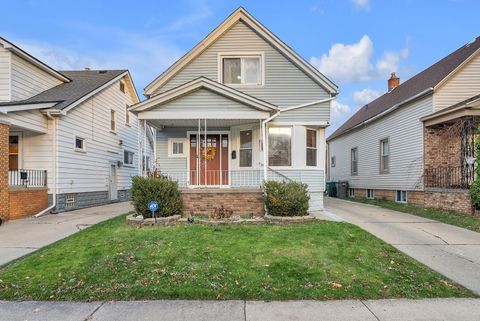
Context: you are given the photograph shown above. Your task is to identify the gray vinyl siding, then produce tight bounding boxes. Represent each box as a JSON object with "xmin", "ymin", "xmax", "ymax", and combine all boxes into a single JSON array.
[
  {"xmin": 153, "ymin": 21, "xmax": 329, "ymax": 110},
  {"xmin": 328, "ymin": 95, "xmax": 433, "ymax": 191},
  {"xmin": 0, "ymin": 46, "xmax": 10, "ymax": 101},
  {"xmin": 273, "ymin": 101, "xmax": 330, "ymax": 123},
  {"xmin": 434, "ymin": 52, "xmax": 480, "ymax": 111},
  {"xmin": 155, "ymin": 88, "xmax": 262, "ymax": 112},
  {"xmin": 10, "ymin": 53, "xmax": 62, "ymax": 101},
  {"xmin": 156, "ymin": 128, "xmax": 189, "ymax": 172}
]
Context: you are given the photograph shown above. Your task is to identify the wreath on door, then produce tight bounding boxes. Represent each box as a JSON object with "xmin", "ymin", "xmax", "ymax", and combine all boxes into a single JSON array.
[{"xmin": 204, "ymin": 146, "xmax": 216, "ymax": 160}]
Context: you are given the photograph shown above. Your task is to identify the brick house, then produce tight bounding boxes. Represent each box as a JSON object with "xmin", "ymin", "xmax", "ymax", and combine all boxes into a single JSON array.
[
  {"xmin": 328, "ymin": 36, "xmax": 480, "ymax": 215},
  {"xmin": 0, "ymin": 37, "xmax": 153, "ymax": 222}
]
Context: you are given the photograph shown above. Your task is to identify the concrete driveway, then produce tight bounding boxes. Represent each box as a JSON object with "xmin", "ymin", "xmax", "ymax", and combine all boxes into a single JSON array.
[
  {"xmin": 0, "ymin": 202, "xmax": 132, "ymax": 266},
  {"xmin": 325, "ymin": 197, "xmax": 480, "ymax": 295}
]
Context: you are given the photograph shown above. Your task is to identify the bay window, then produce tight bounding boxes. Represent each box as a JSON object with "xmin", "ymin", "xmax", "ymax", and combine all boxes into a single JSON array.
[
  {"xmin": 268, "ymin": 127, "xmax": 291, "ymax": 167},
  {"xmin": 306, "ymin": 129, "xmax": 317, "ymax": 166},
  {"xmin": 239, "ymin": 130, "xmax": 253, "ymax": 167}
]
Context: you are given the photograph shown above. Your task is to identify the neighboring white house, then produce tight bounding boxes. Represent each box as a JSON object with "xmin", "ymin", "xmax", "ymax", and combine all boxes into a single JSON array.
[
  {"xmin": 130, "ymin": 7, "xmax": 338, "ymax": 214},
  {"xmin": 0, "ymin": 37, "xmax": 153, "ymax": 215},
  {"xmin": 327, "ymin": 36, "xmax": 480, "ymax": 214}
]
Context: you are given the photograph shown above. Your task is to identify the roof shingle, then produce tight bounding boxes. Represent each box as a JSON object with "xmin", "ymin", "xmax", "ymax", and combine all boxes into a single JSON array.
[{"xmin": 328, "ymin": 36, "xmax": 480, "ymax": 141}]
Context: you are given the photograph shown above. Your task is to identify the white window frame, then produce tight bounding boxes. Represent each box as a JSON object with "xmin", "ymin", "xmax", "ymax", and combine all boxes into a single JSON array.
[
  {"xmin": 380, "ymin": 138, "xmax": 390, "ymax": 174},
  {"xmin": 306, "ymin": 128, "xmax": 317, "ymax": 167},
  {"xmin": 367, "ymin": 189, "xmax": 374, "ymax": 199},
  {"xmin": 168, "ymin": 138, "xmax": 187, "ymax": 158},
  {"xmin": 351, "ymin": 147, "xmax": 358, "ymax": 176},
  {"xmin": 348, "ymin": 188, "xmax": 355, "ymax": 198},
  {"xmin": 74, "ymin": 136, "xmax": 86, "ymax": 153},
  {"xmin": 239, "ymin": 130, "xmax": 253, "ymax": 168},
  {"xmin": 123, "ymin": 150, "xmax": 134, "ymax": 166},
  {"xmin": 125, "ymin": 104, "xmax": 131, "ymax": 125},
  {"xmin": 268, "ymin": 126, "xmax": 293, "ymax": 168},
  {"xmin": 331, "ymin": 156, "xmax": 336, "ymax": 168},
  {"xmin": 218, "ymin": 52, "xmax": 265, "ymax": 87},
  {"xmin": 110, "ymin": 109, "xmax": 116, "ymax": 133},
  {"xmin": 396, "ymin": 190, "xmax": 407, "ymax": 203}
]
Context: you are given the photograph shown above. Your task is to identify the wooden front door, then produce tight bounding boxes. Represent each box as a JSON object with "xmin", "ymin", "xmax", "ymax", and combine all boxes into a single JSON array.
[{"xmin": 190, "ymin": 134, "xmax": 229, "ymax": 186}]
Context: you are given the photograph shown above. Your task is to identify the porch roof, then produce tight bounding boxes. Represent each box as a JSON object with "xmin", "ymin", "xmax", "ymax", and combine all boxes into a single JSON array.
[
  {"xmin": 422, "ymin": 93, "xmax": 480, "ymax": 126},
  {"xmin": 130, "ymin": 77, "xmax": 278, "ymax": 120}
]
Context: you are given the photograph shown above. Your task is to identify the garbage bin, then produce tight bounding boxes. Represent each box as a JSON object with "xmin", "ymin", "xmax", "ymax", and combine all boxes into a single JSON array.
[
  {"xmin": 326, "ymin": 181, "xmax": 337, "ymax": 197},
  {"xmin": 337, "ymin": 181, "xmax": 349, "ymax": 198}
]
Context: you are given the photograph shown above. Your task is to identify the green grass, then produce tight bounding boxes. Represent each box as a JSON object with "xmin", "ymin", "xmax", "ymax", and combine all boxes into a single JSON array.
[
  {"xmin": 0, "ymin": 215, "xmax": 473, "ymax": 301},
  {"xmin": 349, "ymin": 197, "xmax": 480, "ymax": 233}
]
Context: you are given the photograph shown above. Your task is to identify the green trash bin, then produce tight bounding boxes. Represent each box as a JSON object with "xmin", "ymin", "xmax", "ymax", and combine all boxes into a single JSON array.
[{"xmin": 326, "ymin": 181, "xmax": 337, "ymax": 197}]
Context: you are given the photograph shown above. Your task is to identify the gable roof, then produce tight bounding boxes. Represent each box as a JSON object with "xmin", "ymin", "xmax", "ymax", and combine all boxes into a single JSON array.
[
  {"xmin": 131, "ymin": 76, "xmax": 279, "ymax": 113},
  {"xmin": 0, "ymin": 70, "xmax": 137, "ymax": 114},
  {"xmin": 328, "ymin": 36, "xmax": 480, "ymax": 141},
  {"xmin": 0, "ymin": 37, "xmax": 70, "ymax": 83},
  {"xmin": 143, "ymin": 7, "xmax": 338, "ymax": 96}
]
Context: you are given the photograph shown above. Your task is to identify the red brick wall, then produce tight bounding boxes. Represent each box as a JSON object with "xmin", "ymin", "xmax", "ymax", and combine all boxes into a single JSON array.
[
  {"xmin": 424, "ymin": 189, "xmax": 473, "ymax": 215},
  {"xmin": 181, "ymin": 189, "xmax": 264, "ymax": 216},
  {"xmin": 424, "ymin": 125, "xmax": 462, "ymax": 171},
  {"xmin": 0, "ymin": 123, "xmax": 9, "ymax": 221},
  {"xmin": 9, "ymin": 188, "xmax": 48, "ymax": 220}
]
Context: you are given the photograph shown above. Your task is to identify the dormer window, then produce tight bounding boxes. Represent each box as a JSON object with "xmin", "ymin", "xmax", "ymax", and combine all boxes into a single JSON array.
[{"xmin": 221, "ymin": 54, "xmax": 262, "ymax": 85}]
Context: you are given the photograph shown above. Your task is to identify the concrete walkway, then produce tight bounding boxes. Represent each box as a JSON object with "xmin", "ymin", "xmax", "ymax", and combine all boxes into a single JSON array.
[
  {"xmin": 1, "ymin": 298, "xmax": 479, "ymax": 321},
  {"xmin": 325, "ymin": 197, "xmax": 480, "ymax": 295},
  {"xmin": 0, "ymin": 202, "xmax": 132, "ymax": 266}
]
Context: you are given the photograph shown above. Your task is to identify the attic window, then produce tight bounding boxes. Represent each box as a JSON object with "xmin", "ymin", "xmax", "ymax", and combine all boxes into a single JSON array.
[
  {"xmin": 221, "ymin": 55, "xmax": 262, "ymax": 85},
  {"xmin": 120, "ymin": 81, "xmax": 126, "ymax": 93}
]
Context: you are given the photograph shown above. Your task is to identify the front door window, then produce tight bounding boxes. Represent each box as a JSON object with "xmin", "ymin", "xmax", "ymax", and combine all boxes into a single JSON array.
[{"xmin": 9, "ymin": 136, "xmax": 19, "ymax": 170}]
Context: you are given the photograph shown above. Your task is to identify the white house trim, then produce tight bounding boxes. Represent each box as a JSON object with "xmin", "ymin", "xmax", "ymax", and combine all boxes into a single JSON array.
[{"xmin": 0, "ymin": 102, "xmax": 58, "ymax": 113}]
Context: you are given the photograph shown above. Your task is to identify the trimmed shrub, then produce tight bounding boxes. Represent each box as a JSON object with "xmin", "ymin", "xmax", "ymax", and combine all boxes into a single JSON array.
[
  {"xmin": 131, "ymin": 176, "xmax": 182, "ymax": 218},
  {"xmin": 264, "ymin": 181, "xmax": 310, "ymax": 216}
]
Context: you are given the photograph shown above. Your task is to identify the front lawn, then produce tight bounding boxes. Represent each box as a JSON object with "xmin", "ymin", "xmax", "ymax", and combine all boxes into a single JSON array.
[
  {"xmin": 349, "ymin": 197, "xmax": 480, "ymax": 233},
  {"xmin": 0, "ymin": 215, "xmax": 473, "ymax": 301}
]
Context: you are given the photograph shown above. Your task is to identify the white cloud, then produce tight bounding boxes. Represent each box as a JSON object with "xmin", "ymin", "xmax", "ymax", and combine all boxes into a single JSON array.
[
  {"xmin": 352, "ymin": 0, "xmax": 370, "ymax": 9},
  {"xmin": 353, "ymin": 88, "xmax": 381, "ymax": 105},
  {"xmin": 331, "ymin": 100, "xmax": 351, "ymax": 123},
  {"xmin": 310, "ymin": 35, "xmax": 409, "ymax": 84}
]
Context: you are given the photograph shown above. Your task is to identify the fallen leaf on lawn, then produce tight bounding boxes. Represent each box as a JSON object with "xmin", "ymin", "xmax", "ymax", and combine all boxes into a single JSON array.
[
  {"xmin": 216, "ymin": 293, "xmax": 221, "ymax": 300},
  {"xmin": 331, "ymin": 282, "xmax": 343, "ymax": 289},
  {"xmin": 390, "ymin": 260, "xmax": 395, "ymax": 264}
]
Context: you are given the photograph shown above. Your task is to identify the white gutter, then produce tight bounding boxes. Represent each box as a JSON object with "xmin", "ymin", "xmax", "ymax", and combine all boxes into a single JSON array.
[
  {"xmin": 328, "ymin": 88, "xmax": 434, "ymax": 142},
  {"xmin": 35, "ymin": 112, "xmax": 58, "ymax": 217},
  {"xmin": 262, "ymin": 96, "xmax": 335, "ymax": 181}
]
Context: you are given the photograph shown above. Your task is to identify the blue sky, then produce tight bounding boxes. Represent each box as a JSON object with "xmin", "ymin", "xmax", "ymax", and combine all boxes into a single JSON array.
[{"xmin": 1, "ymin": 0, "xmax": 478, "ymax": 133}]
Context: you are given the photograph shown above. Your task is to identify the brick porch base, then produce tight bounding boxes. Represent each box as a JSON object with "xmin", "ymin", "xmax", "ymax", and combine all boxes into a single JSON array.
[
  {"xmin": 9, "ymin": 187, "xmax": 48, "ymax": 220},
  {"xmin": 181, "ymin": 188, "xmax": 264, "ymax": 216}
]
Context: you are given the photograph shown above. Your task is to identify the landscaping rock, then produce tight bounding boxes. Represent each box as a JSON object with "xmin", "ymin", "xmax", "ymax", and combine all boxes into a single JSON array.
[
  {"xmin": 126, "ymin": 214, "xmax": 181, "ymax": 227},
  {"xmin": 264, "ymin": 214, "xmax": 318, "ymax": 224}
]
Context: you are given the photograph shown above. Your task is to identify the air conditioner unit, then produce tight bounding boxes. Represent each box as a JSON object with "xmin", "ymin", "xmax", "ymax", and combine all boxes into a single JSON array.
[{"xmin": 117, "ymin": 161, "xmax": 124, "ymax": 168}]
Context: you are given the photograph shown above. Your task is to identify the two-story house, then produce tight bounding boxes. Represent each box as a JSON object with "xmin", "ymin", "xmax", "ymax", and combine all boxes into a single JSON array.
[
  {"xmin": 130, "ymin": 7, "xmax": 338, "ymax": 215},
  {"xmin": 328, "ymin": 36, "xmax": 480, "ymax": 215},
  {"xmin": 0, "ymin": 37, "xmax": 153, "ymax": 221}
]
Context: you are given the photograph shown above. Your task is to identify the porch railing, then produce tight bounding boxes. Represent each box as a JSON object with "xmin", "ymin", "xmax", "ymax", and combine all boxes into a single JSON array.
[
  {"xmin": 424, "ymin": 166, "xmax": 475, "ymax": 189},
  {"xmin": 8, "ymin": 169, "xmax": 47, "ymax": 187},
  {"xmin": 158, "ymin": 168, "xmax": 318, "ymax": 189}
]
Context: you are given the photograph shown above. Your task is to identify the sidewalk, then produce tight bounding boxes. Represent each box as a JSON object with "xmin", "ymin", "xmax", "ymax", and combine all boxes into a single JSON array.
[
  {"xmin": 0, "ymin": 202, "xmax": 132, "ymax": 266},
  {"xmin": 325, "ymin": 197, "xmax": 480, "ymax": 295},
  {"xmin": 1, "ymin": 298, "xmax": 479, "ymax": 321}
]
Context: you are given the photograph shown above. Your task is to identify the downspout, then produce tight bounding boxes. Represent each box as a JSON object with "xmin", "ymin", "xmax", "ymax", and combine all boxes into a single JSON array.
[
  {"xmin": 35, "ymin": 112, "xmax": 57, "ymax": 217},
  {"xmin": 261, "ymin": 96, "xmax": 335, "ymax": 181}
]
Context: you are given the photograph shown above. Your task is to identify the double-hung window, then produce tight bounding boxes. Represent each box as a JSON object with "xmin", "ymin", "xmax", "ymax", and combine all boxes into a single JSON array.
[
  {"xmin": 380, "ymin": 138, "xmax": 389, "ymax": 173},
  {"xmin": 110, "ymin": 109, "xmax": 116, "ymax": 132},
  {"xmin": 268, "ymin": 127, "xmax": 292, "ymax": 167},
  {"xmin": 239, "ymin": 130, "xmax": 253, "ymax": 167},
  {"xmin": 351, "ymin": 147, "xmax": 358, "ymax": 175},
  {"xmin": 306, "ymin": 129, "xmax": 317, "ymax": 166},
  {"xmin": 124, "ymin": 150, "xmax": 134, "ymax": 166},
  {"xmin": 222, "ymin": 55, "xmax": 262, "ymax": 85},
  {"xmin": 168, "ymin": 139, "xmax": 187, "ymax": 158},
  {"xmin": 125, "ymin": 105, "xmax": 130, "ymax": 125}
]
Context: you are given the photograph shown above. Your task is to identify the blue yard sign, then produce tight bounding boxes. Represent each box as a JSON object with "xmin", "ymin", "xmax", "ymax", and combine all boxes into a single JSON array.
[{"xmin": 148, "ymin": 201, "xmax": 159, "ymax": 222}]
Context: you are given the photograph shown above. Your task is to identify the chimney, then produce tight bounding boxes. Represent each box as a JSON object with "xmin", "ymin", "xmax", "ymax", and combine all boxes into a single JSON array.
[{"xmin": 388, "ymin": 72, "xmax": 400, "ymax": 91}]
